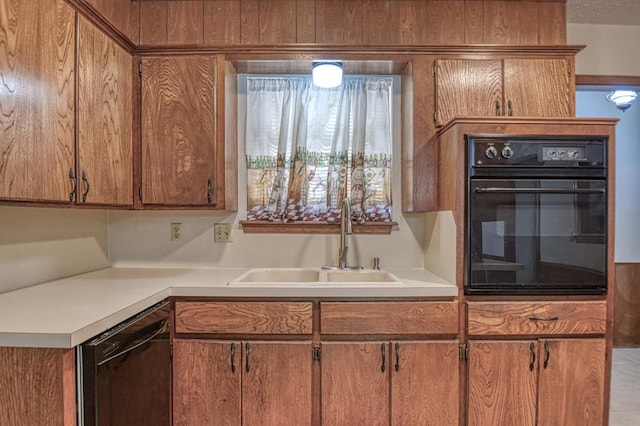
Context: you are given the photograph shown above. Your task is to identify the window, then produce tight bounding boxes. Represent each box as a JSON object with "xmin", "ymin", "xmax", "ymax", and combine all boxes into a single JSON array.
[{"xmin": 243, "ymin": 76, "xmax": 394, "ymax": 229}]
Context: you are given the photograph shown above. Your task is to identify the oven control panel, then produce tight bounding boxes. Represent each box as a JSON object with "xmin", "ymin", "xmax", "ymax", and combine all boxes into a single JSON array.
[{"xmin": 541, "ymin": 146, "xmax": 587, "ymax": 161}]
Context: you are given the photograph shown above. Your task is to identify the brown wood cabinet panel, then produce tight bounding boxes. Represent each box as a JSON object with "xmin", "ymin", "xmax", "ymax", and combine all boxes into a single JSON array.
[
  {"xmin": 175, "ymin": 301, "xmax": 313, "ymax": 334},
  {"xmin": 467, "ymin": 301, "xmax": 607, "ymax": 336},
  {"xmin": 537, "ymin": 338, "xmax": 605, "ymax": 426},
  {"xmin": 362, "ymin": 0, "xmax": 400, "ymax": 45},
  {"xmin": 240, "ymin": 0, "xmax": 260, "ymax": 44},
  {"xmin": 204, "ymin": 0, "xmax": 241, "ymax": 45},
  {"xmin": 427, "ymin": 0, "xmax": 464, "ymax": 44},
  {"xmin": 0, "ymin": 0, "xmax": 75, "ymax": 203},
  {"xmin": 434, "ymin": 59, "xmax": 503, "ymax": 127},
  {"xmin": 173, "ymin": 340, "xmax": 241, "ymax": 425},
  {"xmin": 464, "ymin": 0, "xmax": 484, "ymax": 43},
  {"xmin": 538, "ymin": 1, "xmax": 566, "ymax": 45},
  {"xmin": 467, "ymin": 340, "xmax": 537, "ymax": 426},
  {"xmin": 320, "ymin": 301, "xmax": 458, "ymax": 335},
  {"xmin": 296, "ymin": 0, "xmax": 316, "ymax": 43},
  {"xmin": 86, "ymin": 0, "xmax": 140, "ymax": 44},
  {"xmin": 503, "ymin": 58, "xmax": 572, "ymax": 117},
  {"xmin": 483, "ymin": 1, "xmax": 539, "ymax": 45},
  {"xmin": 139, "ymin": 1, "xmax": 167, "ymax": 45},
  {"xmin": 141, "ymin": 56, "xmax": 218, "ymax": 206},
  {"xmin": 614, "ymin": 263, "xmax": 640, "ymax": 346},
  {"xmin": 167, "ymin": 1, "xmax": 204, "ymax": 45},
  {"xmin": 78, "ymin": 17, "xmax": 133, "ymax": 206},
  {"xmin": 0, "ymin": 347, "xmax": 76, "ymax": 426},
  {"xmin": 315, "ymin": 0, "xmax": 363, "ymax": 44},
  {"xmin": 259, "ymin": 0, "xmax": 297, "ymax": 44},
  {"xmin": 391, "ymin": 341, "xmax": 459, "ymax": 425},
  {"xmin": 242, "ymin": 341, "xmax": 313, "ymax": 425},
  {"xmin": 321, "ymin": 342, "xmax": 390, "ymax": 424}
]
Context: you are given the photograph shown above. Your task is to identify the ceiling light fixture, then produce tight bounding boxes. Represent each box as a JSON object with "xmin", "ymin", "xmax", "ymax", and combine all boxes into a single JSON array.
[
  {"xmin": 606, "ymin": 89, "xmax": 638, "ymax": 112},
  {"xmin": 312, "ymin": 61, "xmax": 343, "ymax": 88}
]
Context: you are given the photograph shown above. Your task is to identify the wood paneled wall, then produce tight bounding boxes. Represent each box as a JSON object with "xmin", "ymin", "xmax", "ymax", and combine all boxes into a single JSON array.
[
  {"xmin": 614, "ymin": 263, "xmax": 640, "ymax": 347},
  {"xmin": 84, "ymin": 0, "xmax": 141, "ymax": 44},
  {"xmin": 134, "ymin": 0, "xmax": 566, "ymax": 47}
]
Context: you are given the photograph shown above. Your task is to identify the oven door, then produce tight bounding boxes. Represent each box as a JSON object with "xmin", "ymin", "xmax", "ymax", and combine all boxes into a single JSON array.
[{"xmin": 467, "ymin": 179, "xmax": 607, "ymax": 294}]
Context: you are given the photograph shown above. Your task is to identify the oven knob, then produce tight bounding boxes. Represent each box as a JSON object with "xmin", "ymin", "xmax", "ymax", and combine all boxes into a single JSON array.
[
  {"xmin": 501, "ymin": 145, "xmax": 514, "ymax": 159},
  {"xmin": 485, "ymin": 146, "xmax": 498, "ymax": 159}
]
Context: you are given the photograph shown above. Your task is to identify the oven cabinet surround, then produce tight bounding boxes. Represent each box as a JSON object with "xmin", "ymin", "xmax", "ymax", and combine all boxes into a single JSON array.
[
  {"xmin": 172, "ymin": 299, "xmax": 460, "ymax": 425},
  {"xmin": 434, "ymin": 58, "xmax": 573, "ymax": 127},
  {"xmin": 140, "ymin": 55, "xmax": 227, "ymax": 208},
  {"xmin": 465, "ymin": 301, "xmax": 608, "ymax": 425}
]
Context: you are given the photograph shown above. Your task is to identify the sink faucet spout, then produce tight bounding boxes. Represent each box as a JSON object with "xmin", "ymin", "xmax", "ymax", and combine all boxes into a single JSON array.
[{"xmin": 338, "ymin": 197, "xmax": 352, "ymax": 269}]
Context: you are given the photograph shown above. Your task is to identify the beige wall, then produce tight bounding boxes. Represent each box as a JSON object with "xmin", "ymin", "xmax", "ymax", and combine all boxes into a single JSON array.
[
  {"xmin": 0, "ymin": 207, "xmax": 109, "ymax": 294},
  {"xmin": 568, "ymin": 23, "xmax": 640, "ymax": 76}
]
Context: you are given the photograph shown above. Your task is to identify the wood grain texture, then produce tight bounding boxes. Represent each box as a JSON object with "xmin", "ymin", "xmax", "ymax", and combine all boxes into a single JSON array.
[
  {"xmin": 78, "ymin": 17, "xmax": 133, "ymax": 206},
  {"xmin": 259, "ymin": 0, "xmax": 296, "ymax": 44},
  {"xmin": 86, "ymin": 0, "xmax": 140, "ymax": 44},
  {"xmin": 175, "ymin": 301, "xmax": 313, "ymax": 334},
  {"xmin": 467, "ymin": 340, "xmax": 537, "ymax": 426},
  {"xmin": 204, "ymin": 0, "xmax": 241, "ymax": 45},
  {"xmin": 362, "ymin": 0, "xmax": 400, "ymax": 45},
  {"xmin": 167, "ymin": 0, "xmax": 204, "ymax": 45},
  {"xmin": 538, "ymin": 0, "xmax": 566, "ymax": 45},
  {"xmin": 467, "ymin": 301, "xmax": 607, "ymax": 336},
  {"xmin": 320, "ymin": 301, "xmax": 458, "ymax": 335},
  {"xmin": 427, "ymin": 0, "xmax": 464, "ymax": 44},
  {"xmin": 613, "ymin": 263, "xmax": 640, "ymax": 346},
  {"xmin": 173, "ymin": 340, "xmax": 241, "ymax": 425},
  {"xmin": 434, "ymin": 59, "xmax": 503, "ymax": 126},
  {"xmin": 296, "ymin": 0, "xmax": 315, "ymax": 43},
  {"xmin": 483, "ymin": 1, "xmax": 539, "ymax": 45},
  {"xmin": 242, "ymin": 341, "xmax": 313, "ymax": 425},
  {"xmin": 315, "ymin": 0, "xmax": 363, "ymax": 44},
  {"xmin": 139, "ymin": 1, "xmax": 167, "ymax": 45},
  {"xmin": 141, "ymin": 56, "xmax": 217, "ymax": 206},
  {"xmin": 0, "ymin": 347, "xmax": 76, "ymax": 426},
  {"xmin": 464, "ymin": 0, "xmax": 484, "ymax": 43},
  {"xmin": 240, "ymin": 0, "xmax": 260, "ymax": 44},
  {"xmin": 321, "ymin": 342, "xmax": 390, "ymax": 424},
  {"xmin": 503, "ymin": 58, "xmax": 571, "ymax": 117},
  {"xmin": 537, "ymin": 338, "xmax": 606, "ymax": 426},
  {"xmin": 391, "ymin": 341, "xmax": 459, "ymax": 425},
  {"xmin": 0, "ymin": 0, "xmax": 75, "ymax": 203}
]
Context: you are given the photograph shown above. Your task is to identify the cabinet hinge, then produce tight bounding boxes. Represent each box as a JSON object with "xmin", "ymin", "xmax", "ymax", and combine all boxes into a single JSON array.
[
  {"xmin": 433, "ymin": 111, "xmax": 437, "ymax": 123},
  {"xmin": 139, "ymin": 62, "xmax": 142, "ymax": 77},
  {"xmin": 170, "ymin": 342, "xmax": 173, "ymax": 360},
  {"xmin": 459, "ymin": 343, "xmax": 468, "ymax": 361},
  {"xmin": 312, "ymin": 345, "xmax": 321, "ymax": 362},
  {"xmin": 432, "ymin": 61, "xmax": 437, "ymax": 77}
]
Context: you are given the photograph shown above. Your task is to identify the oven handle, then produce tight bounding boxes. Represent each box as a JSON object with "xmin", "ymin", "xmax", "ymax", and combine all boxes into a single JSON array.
[
  {"xmin": 474, "ymin": 187, "xmax": 605, "ymax": 194},
  {"xmin": 98, "ymin": 318, "xmax": 167, "ymax": 366}
]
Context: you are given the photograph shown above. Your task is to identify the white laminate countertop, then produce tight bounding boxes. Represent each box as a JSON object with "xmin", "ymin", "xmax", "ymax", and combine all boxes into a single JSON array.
[{"xmin": 0, "ymin": 266, "xmax": 457, "ymax": 349}]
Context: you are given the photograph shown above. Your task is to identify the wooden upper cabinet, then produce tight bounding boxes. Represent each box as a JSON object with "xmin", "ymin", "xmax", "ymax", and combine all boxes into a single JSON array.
[
  {"xmin": 78, "ymin": 17, "xmax": 133, "ymax": 206},
  {"xmin": 434, "ymin": 58, "xmax": 572, "ymax": 127},
  {"xmin": 141, "ymin": 56, "xmax": 221, "ymax": 207},
  {"xmin": 0, "ymin": 0, "xmax": 75, "ymax": 203}
]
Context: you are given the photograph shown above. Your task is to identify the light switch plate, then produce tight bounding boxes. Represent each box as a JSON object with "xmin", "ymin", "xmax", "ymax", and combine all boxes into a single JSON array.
[{"xmin": 214, "ymin": 223, "xmax": 232, "ymax": 243}]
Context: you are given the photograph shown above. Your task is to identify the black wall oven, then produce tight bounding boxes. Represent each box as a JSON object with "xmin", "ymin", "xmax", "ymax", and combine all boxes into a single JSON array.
[{"xmin": 466, "ymin": 136, "xmax": 608, "ymax": 295}]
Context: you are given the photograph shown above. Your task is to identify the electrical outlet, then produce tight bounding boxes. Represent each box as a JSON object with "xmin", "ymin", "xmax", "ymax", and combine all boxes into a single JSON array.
[
  {"xmin": 170, "ymin": 223, "xmax": 182, "ymax": 241},
  {"xmin": 214, "ymin": 223, "xmax": 232, "ymax": 243}
]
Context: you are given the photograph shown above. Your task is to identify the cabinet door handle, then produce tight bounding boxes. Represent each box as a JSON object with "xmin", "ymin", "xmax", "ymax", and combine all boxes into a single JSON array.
[
  {"xmin": 81, "ymin": 170, "xmax": 90, "ymax": 203},
  {"xmin": 207, "ymin": 178, "xmax": 214, "ymax": 205},
  {"xmin": 495, "ymin": 100, "xmax": 501, "ymax": 116},
  {"xmin": 529, "ymin": 342, "xmax": 536, "ymax": 372},
  {"xmin": 528, "ymin": 316, "xmax": 559, "ymax": 322},
  {"xmin": 394, "ymin": 342, "xmax": 400, "ymax": 372},
  {"xmin": 507, "ymin": 100, "xmax": 513, "ymax": 116},
  {"xmin": 68, "ymin": 168, "xmax": 77, "ymax": 202},
  {"xmin": 230, "ymin": 342, "xmax": 237, "ymax": 373},
  {"xmin": 245, "ymin": 342, "xmax": 251, "ymax": 373},
  {"xmin": 543, "ymin": 340, "xmax": 550, "ymax": 369},
  {"xmin": 381, "ymin": 343, "xmax": 386, "ymax": 373},
  {"xmin": 138, "ymin": 186, "xmax": 143, "ymax": 203}
]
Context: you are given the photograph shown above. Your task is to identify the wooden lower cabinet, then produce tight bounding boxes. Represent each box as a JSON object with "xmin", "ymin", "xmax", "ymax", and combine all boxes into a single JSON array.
[
  {"xmin": 173, "ymin": 339, "xmax": 313, "ymax": 426},
  {"xmin": 321, "ymin": 340, "xmax": 459, "ymax": 425},
  {"xmin": 467, "ymin": 338, "xmax": 606, "ymax": 426}
]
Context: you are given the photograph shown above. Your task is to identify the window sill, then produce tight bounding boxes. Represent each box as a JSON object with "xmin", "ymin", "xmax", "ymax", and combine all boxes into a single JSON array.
[{"xmin": 239, "ymin": 220, "xmax": 397, "ymax": 235}]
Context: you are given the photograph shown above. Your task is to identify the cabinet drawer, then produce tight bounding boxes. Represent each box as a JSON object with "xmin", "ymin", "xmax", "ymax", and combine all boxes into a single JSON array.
[
  {"xmin": 175, "ymin": 301, "xmax": 313, "ymax": 335},
  {"xmin": 467, "ymin": 301, "xmax": 606, "ymax": 336},
  {"xmin": 320, "ymin": 301, "xmax": 458, "ymax": 335}
]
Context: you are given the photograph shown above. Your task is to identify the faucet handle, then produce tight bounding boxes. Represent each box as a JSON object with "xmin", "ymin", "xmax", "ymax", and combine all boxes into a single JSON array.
[{"xmin": 372, "ymin": 257, "xmax": 380, "ymax": 270}]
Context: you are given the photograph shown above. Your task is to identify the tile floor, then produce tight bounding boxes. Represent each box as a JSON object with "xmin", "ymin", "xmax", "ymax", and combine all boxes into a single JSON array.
[{"xmin": 610, "ymin": 348, "xmax": 640, "ymax": 425}]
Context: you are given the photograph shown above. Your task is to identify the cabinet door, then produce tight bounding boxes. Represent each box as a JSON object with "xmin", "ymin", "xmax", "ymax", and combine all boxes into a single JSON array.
[
  {"xmin": 503, "ymin": 58, "xmax": 572, "ymax": 117},
  {"xmin": 0, "ymin": 0, "xmax": 75, "ymax": 202},
  {"xmin": 434, "ymin": 59, "xmax": 503, "ymax": 126},
  {"xmin": 537, "ymin": 338, "xmax": 606, "ymax": 426},
  {"xmin": 78, "ymin": 17, "xmax": 133, "ymax": 206},
  {"xmin": 467, "ymin": 340, "xmax": 537, "ymax": 426},
  {"xmin": 242, "ymin": 341, "xmax": 313, "ymax": 426},
  {"xmin": 173, "ymin": 340, "xmax": 241, "ymax": 426},
  {"xmin": 391, "ymin": 341, "xmax": 459, "ymax": 426},
  {"xmin": 321, "ymin": 342, "xmax": 389, "ymax": 425},
  {"xmin": 141, "ymin": 56, "xmax": 218, "ymax": 206}
]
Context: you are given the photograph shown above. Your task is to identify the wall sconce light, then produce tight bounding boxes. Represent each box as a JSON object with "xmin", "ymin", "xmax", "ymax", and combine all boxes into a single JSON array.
[
  {"xmin": 606, "ymin": 90, "xmax": 638, "ymax": 112},
  {"xmin": 312, "ymin": 61, "xmax": 343, "ymax": 88}
]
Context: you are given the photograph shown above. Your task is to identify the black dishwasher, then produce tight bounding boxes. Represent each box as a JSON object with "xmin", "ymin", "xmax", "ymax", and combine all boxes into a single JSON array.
[{"xmin": 77, "ymin": 300, "xmax": 171, "ymax": 426}]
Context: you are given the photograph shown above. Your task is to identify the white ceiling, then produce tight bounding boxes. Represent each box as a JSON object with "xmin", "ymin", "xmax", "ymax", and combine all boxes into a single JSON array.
[{"xmin": 566, "ymin": 0, "xmax": 640, "ymax": 26}]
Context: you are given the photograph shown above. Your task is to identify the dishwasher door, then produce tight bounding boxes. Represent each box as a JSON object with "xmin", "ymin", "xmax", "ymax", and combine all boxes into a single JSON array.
[{"xmin": 77, "ymin": 300, "xmax": 171, "ymax": 426}]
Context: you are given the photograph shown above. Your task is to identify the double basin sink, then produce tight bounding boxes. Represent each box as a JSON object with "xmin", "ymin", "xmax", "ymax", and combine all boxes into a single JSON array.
[{"xmin": 229, "ymin": 268, "xmax": 403, "ymax": 287}]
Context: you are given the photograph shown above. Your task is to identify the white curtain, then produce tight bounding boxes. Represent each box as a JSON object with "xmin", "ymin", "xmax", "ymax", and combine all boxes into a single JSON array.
[{"xmin": 246, "ymin": 76, "xmax": 393, "ymax": 223}]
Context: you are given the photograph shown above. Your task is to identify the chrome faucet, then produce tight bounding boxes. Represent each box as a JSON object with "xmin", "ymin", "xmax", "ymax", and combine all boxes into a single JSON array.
[{"xmin": 324, "ymin": 197, "xmax": 362, "ymax": 270}]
